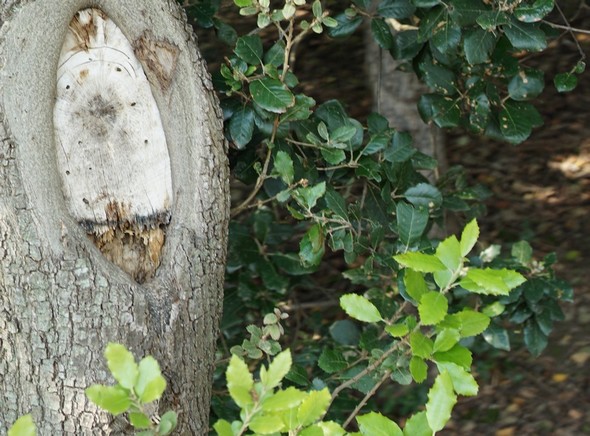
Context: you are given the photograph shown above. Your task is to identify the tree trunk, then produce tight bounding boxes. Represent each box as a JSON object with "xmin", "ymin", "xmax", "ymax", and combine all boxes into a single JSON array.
[{"xmin": 0, "ymin": 1, "xmax": 228, "ymax": 434}]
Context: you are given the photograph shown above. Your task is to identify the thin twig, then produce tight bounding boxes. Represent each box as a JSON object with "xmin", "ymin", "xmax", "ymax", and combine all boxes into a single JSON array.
[
  {"xmin": 230, "ymin": 146, "xmax": 273, "ymax": 217},
  {"xmin": 542, "ymin": 20, "xmax": 590, "ymax": 38},
  {"xmin": 343, "ymin": 369, "xmax": 392, "ymax": 429}
]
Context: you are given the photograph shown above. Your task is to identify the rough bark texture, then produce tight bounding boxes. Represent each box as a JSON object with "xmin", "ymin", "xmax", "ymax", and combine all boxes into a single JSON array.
[{"xmin": 0, "ymin": 1, "xmax": 228, "ymax": 434}]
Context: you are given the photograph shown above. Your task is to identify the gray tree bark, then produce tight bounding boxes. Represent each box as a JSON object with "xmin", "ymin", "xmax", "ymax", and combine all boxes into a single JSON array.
[{"xmin": 0, "ymin": 1, "xmax": 228, "ymax": 434}]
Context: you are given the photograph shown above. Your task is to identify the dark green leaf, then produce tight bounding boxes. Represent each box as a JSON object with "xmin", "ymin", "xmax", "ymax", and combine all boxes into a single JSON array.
[
  {"xmin": 384, "ymin": 132, "xmax": 416, "ymax": 163},
  {"xmin": 264, "ymin": 41, "xmax": 285, "ymax": 67},
  {"xmin": 299, "ymin": 224, "xmax": 325, "ymax": 267},
  {"xmin": 234, "ymin": 35, "xmax": 263, "ymax": 64},
  {"xmin": 330, "ymin": 319, "xmax": 361, "ymax": 345},
  {"xmin": 476, "ymin": 11, "xmax": 510, "ymax": 30},
  {"xmin": 498, "ymin": 100, "xmax": 543, "ymax": 143},
  {"xmin": 524, "ymin": 321, "xmax": 548, "ymax": 356},
  {"xmin": 416, "ymin": 54, "xmax": 457, "ymax": 95},
  {"xmin": 250, "ymin": 79, "xmax": 295, "ymax": 113},
  {"xmin": 514, "ymin": 0, "xmax": 554, "ymax": 23},
  {"xmin": 463, "ymin": 28, "xmax": 496, "ymax": 65},
  {"xmin": 229, "ymin": 106, "xmax": 255, "ymax": 148},
  {"xmin": 554, "ymin": 72, "xmax": 578, "ymax": 92},
  {"xmin": 508, "ymin": 69, "xmax": 544, "ymax": 101},
  {"xmin": 448, "ymin": 0, "xmax": 490, "ymax": 26},
  {"xmin": 397, "ymin": 202, "xmax": 428, "ymax": 246},
  {"xmin": 413, "ymin": 0, "xmax": 440, "ymax": 7},
  {"xmin": 418, "ymin": 94, "xmax": 461, "ymax": 128},
  {"xmin": 482, "ymin": 323, "xmax": 510, "ymax": 351},
  {"xmin": 328, "ymin": 14, "xmax": 363, "ymax": 38},
  {"xmin": 431, "ymin": 21, "xmax": 461, "ymax": 53},
  {"xmin": 468, "ymin": 93, "xmax": 491, "ymax": 133},
  {"xmin": 378, "ymin": 0, "xmax": 416, "ymax": 18},
  {"xmin": 282, "ymin": 95, "xmax": 316, "ymax": 122},
  {"xmin": 503, "ymin": 19, "xmax": 547, "ymax": 51},
  {"xmin": 392, "ymin": 30, "xmax": 424, "ymax": 60},
  {"xmin": 404, "ymin": 183, "xmax": 442, "ymax": 208},
  {"xmin": 371, "ymin": 18, "xmax": 395, "ymax": 49},
  {"xmin": 325, "ymin": 188, "xmax": 349, "ymax": 219},
  {"xmin": 214, "ymin": 19, "xmax": 238, "ymax": 46},
  {"xmin": 417, "ymin": 6, "xmax": 445, "ymax": 43},
  {"xmin": 318, "ymin": 348, "xmax": 348, "ymax": 373}
]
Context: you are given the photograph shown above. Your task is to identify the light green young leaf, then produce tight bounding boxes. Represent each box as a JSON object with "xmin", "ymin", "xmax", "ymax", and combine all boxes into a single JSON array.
[
  {"xmin": 105, "ymin": 343, "xmax": 138, "ymax": 390},
  {"xmin": 213, "ymin": 419, "xmax": 234, "ymax": 436},
  {"xmin": 433, "ymin": 328, "xmax": 461, "ymax": 353},
  {"xmin": 418, "ymin": 291, "xmax": 448, "ymax": 326},
  {"xmin": 403, "ymin": 411, "xmax": 433, "ymax": 436},
  {"xmin": 404, "ymin": 269, "xmax": 429, "ymax": 303},
  {"xmin": 425, "ymin": 371, "xmax": 457, "ymax": 432},
  {"xmin": 262, "ymin": 349, "xmax": 292, "ymax": 389},
  {"xmin": 456, "ymin": 309, "xmax": 490, "ymax": 337},
  {"xmin": 435, "ymin": 235, "xmax": 461, "ymax": 271},
  {"xmin": 249, "ymin": 414, "xmax": 285, "ymax": 434},
  {"xmin": 274, "ymin": 151, "xmax": 294, "ymax": 185},
  {"xmin": 226, "ymin": 354, "xmax": 254, "ymax": 408},
  {"xmin": 460, "ymin": 219, "xmax": 479, "ymax": 257},
  {"xmin": 436, "ymin": 362, "xmax": 479, "ymax": 396},
  {"xmin": 262, "ymin": 387, "xmax": 307, "ymax": 412},
  {"xmin": 433, "ymin": 344, "xmax": 472, "ymax": 370},
  {"xmin": 410, "ymin": 356, "xmax": 428, "ymax": 383},
  {"xmin": 394, "ymin": 252, "xmax": 446, "ymax": 273},
  {"xmin": 315, "ymin": 421, "xmax": 346, "ymax": 435},
  {"xmin": 340, "ymin": 293, "xmax": 383, "ymax": 323},
  {"xmin": 410, "ymin": 331, "xmax": 434, "ymax": 358},
  {"xmin": 461, "ymin": 268, "xmax": 510, "ymax": 295},
  {"xmin": 129, "ymin": 412, "xmax": 152, "ymax": 429},
  {"xmin": 158, "ymin": 411, "xmax": 178, "ymax": 436},
  {"xmin": 85, "ymin": 385, "xmax": 131, "ymax": 415},
  {"xmin": 8, "ymin": 415, "xmax": 36, "ymax": 436},
  {"xmin": 386, "ymin": 323, "xmax": 409, "ymax": 338},
  {"xmin": 135, "ymin": 356, "xmax": 166, "ymax": 404},
  {"xmin": 357, "ymin": 412, "xmax": 403, "ymax": 436},
  {"xmin": 297, "ymin": 388, "xmax": 331, "ymax": 426}
]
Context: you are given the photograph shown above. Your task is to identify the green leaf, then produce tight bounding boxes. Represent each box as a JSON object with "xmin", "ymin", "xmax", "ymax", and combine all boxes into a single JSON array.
[
  {"xmin": 463, "ymin": 28, "xmax": 496, "ymax": 65},
  {"xmin": 135, "ymin": 356, "xmax": 166, "ymax": 404},
  {"xmin": 129, "ymin": 412, "xmax": 152, "ymax": 429},
  {"xmin": 386, "ymin": 323, "xmax": 410, "ymax": 337},
  {"xmin": 229, "ymin": 106, "xmax": 255, "ymax": 148},
  {"xmin": 508, "ymin": 69, "xmax": 544, "ymax": 101},
  {"xmin": 433, "ymin": 328, "xmax": 461, "ymax": 353},
  {"xmin": 462, "ymin": 268, "xmax": 525, "ymax": 296},
  {"xmin": 264, "ymin": 41, "xmax": 285, "ymax": 67},
  {"xmin": 8, "ymin": 415, "xmax": 36, "ymax": 436},
  {"xmin": 250, "ymin": 79, "xmax": 295, "ymax": 113},
  {"xmin": 410, "ymin": 331, "xmax": 434, "ymax": 358},
  {"xmin": 419, "ymin": 291, "xmax": 448, "ymax": 326},
  {"xmin": 328, "ymin": 14, "xmax": 363, "ymax": 38},
  {"xmin": 410, "ymin": 356, "xmax": 428, "ymax": 383},
  {"xmin": 397, "ymin": 202, "xmax": 428, "ymax": 247},
  {"xmin": 482, "ymin": 323, "xmax": 511, "ymax": 351},
  {"xmin": 554, "ymin": 72, "xmax": 578, "ymax": 92},
  {"xmin": 448, "ymin": 0, "xmax": 489, "ymax": 25},
  {"xmin": 340, "ymin": 293, "xmax": 383, "ymax": 322},
  {"xmin": 297, "ymin": 388, "xmax": 331, "ymax": 426},
  {"xmin": 371, "ymin": 18, "xmax": 394, "ymax": 49},
  {"xmin": 318, "ymin": 348, "xmax": 348, "ymax": 373},
  {"xmin": 476, "ymin": 11, "xmax": 510, "ymax": 30},
  {"xmin": 377, "ymin": 0, "xmax": 416, "ymax": 19},
  {"xmin": 433, "ymin": 344, "xmax": 472, "ymax": 370},
  {"xmin": 416, "ymin": 54, "xmax": 457, "ymax": 95},
  {"xmin": 418, "ymin": 94, "xmax": 461, "ymax": 128},
  {"xmin": 456, "ymin": 309, "xmax": 490, "ymax": 337},
  {"xmin": 262, "ymin": 386, "xmax": 307, "ymax": 411},
  {"xmin": 460, "ymin": 219, "xmax": 479, "ymax": 257},
  {"xmin": 262, "ymin": 349, "xmax": 292, "ymax": 389},
  {"xmin": 425, "ymin": 371, "xmax": 456, "ymax": 432},
  {"xmin": 249, "ymin": 415, "xmax": 285, "ymax": 434},
  {"xmin": 515, "ymin": 0, "xmax": 554, "ymax": 23},
  {"xmin": 235, "ymin": 35, "xmax": 263, "ymax": 64},
  {"xmin": 384, "ymin": 131, "xmax": 416, "ymax": 163},
  {"xmin": 104, "ymin": 343, "xmax": 138, "ymax": 390},
  {"xmin": 435, "ymin": 235, "xmax": 461, "ymax": 271},
  {"xmin": 325, "ymin": 188, "xmax": 348, "ymax": 219},
  {"xmin": 85, "ymin": 385, "xmax": 131, "ymax": 415},
  {"xmin": 213, "ymin": 419, "xmax": 234, "ymax": 436},
  {"xmin": 330, "ymin": 319, "xmax": 361, "ymax": 346},
  {"xmin": 403, "ymin": 411, "xmax": 433, "ymax": 436},
  {"xmin": 512, "ymin": 240, "xmax": 532, "ymax": 263},
  {"xmin": 282, "ymin": 95, "xmax": 316, "ymax": 122},
  {"xmin": 503, "ymin": 19, "xmax": 547, "ymax": 51},
  {"xmin": 394, "ymin": 252, "xmax": 446, "ymax": 273},
  {"xmin": 226, "ymin": 354, "xmax": 254, "ymax": 408},
  {"xmin": 404, "ymin": 183, "xmax": 442, "ymax": 208},
  {"xmin": 294, "ymin": 182, "xmax": 326, "ymax": 209},
  {"xmin": 274, "ymin": 151, "xmax": 294, "ymax": 185},
  {"xmin": 158, "ymin": 411, "xmax": 178, "ymax": 436},
  {"xmin": 436, "ymin": 362, "xmax": 478, "ymax": 396},
  {"xmin": 357, "ymin": 412, "xmax": 403, "ymax": 436},
  {"xmin": 498, "ymin": 100, "xmax": 543, "ymax": 144},
  {"xmin": 431, "ymin": 21, "xmax": 461, "ymax": 53},
  {"xmin": 524, "ymin": 321, "xmax": 548, "ymax": 356},
  {"xmin": 404, "ymin": 269, "xmax": 429, "ymax": 303},
  {"xmin": 299, "ymin": 224, "xmax": 325, "ymax": 267},
  {"xmin": 392, "ymin": 29, "xmax": 424, "ymax": 60}
]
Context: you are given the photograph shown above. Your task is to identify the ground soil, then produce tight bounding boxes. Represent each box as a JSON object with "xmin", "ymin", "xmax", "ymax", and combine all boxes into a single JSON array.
[{"xmin": 197, "ymin": 5, "xmax": 590, "ymax": 434}]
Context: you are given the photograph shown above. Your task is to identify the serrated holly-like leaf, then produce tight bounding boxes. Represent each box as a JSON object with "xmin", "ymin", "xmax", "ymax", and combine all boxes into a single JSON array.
[
  {"xmin": 262, "ymin": 386, "xmax": 307, "ymax": 412},
  {"xmin": 410, "ymin": 331, "xmax": 434, "ymax": 358},
  {"xmin": 433, "ymin": 328, "xmax": 461, "ymax": 353},
  {"xmin": 226, "ymin": 354, "xmax": 254, "ymax": 408},
  {"xmin": 508, "ymin": 69, "xmax": 544, "ymax": 101},
  {"xmin": 419, "ymin": 291, "xmax": 448, "ymax": 326},
  {"xmin": 460, "ymin": 219, "xmax": 479, "ymax": 256},
  {"xmin": 249, "ymin": 414, "xmax": 285, "ymax": 434},
  {"xmin": 456, "ymin": 309, "xmax": 490, "ymax": 337},
  {"xmin": 463, "ymin": 28, "xmax": 496, "ymax": 65},
  {"xmin": 436, "ymin": 362, "xmax": 478, "ymax": 396},
  {"xmin": 250, "ymin": 78, "xmax": 295, "ymax": 113},
  {"xmin": 8, "ymin": 415, "xmax": 36, "ymax": 436},
  {"xmin": 410, "ymin": 356, "xmax": 428, "ymax": 383},
  {"xmin": 404, "ymin": 269, "xmax": 429, "ymax": 303},
  {"xmin": 135, "ymin": 356, "xmax": 166, "ymax": 404},
  {"xmin": 433, "ymin": 344, "xmax": 472, "ymax": 370},
  {"xmin": 85, "ymin": 385, "xmax": 131, "ymax": 415},
  {"xmin": 435, "ymin": 235, "xmax": 461, "ymax": 271},
  {"xmin": 425, "ymin": 371, "xmax": 456, "ymax": 432},
  {"xmin": 554, "ymin": 72, "xmax": 578, "ymax": 92},
  {"xmin": 234, "ymin": 35, "xmax": 263, "ymax": 64},
  {"xmin": 229, "ymin": 106, "xmax": 255, "ymax": 148},
  {"xmin": 262, "ymin": 349, "xmax": 292, "ymax": 389},
  {"xmin": 297, "ymin": 388, "xmax": 331, "ymax": 426},
  {"xmin": 340, "ymin": 293, "xmax": 383, "ymax": 322},
  {"xmin": 274, "ymin": 151, "xmax": 294, "ymax": 185},
  {"xmin": 357, "ymin": 412, "xmax": 403, "ymax": 436},
  {"xmin": 403, "ymin": 411, "xmax": 433, "ymax": 436},
  {"xmin": 397, "ymin": 202, "xmax": 428, "ymax": 247},
  {"xmin": 104, "ymin": 343, "xmax": 138, "ymax": 390},
  {"xmin": 395, "ymin": 252, "xmax": 446, "ymax": 273}
]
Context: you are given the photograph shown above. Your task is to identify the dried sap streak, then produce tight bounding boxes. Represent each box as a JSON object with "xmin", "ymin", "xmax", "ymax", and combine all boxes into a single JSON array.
[{"xmin": 54, "ymin": 8, "xmax": 173, "ymax": 283}]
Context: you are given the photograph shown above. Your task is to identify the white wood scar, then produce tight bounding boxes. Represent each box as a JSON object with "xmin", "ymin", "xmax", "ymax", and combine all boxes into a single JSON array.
[{"xmin": 54, "ymin": 8, "xmax": 174, "ymax": 282}]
